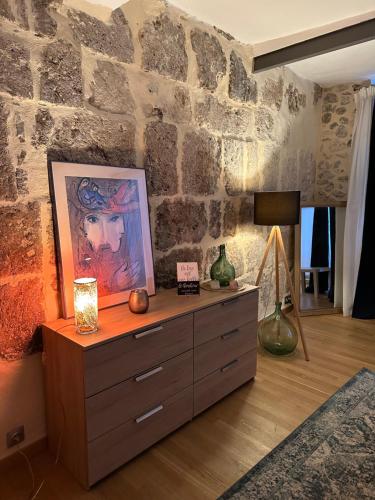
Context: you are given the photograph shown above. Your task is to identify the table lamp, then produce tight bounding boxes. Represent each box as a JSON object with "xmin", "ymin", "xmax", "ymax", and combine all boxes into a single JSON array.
[
  {"xmin": 254, "ymin": 191, "xmax": 309, "ymax": 361},
  {"xmin": 73, "ymin": 277, "xmax": 98, "ymax": 334}
]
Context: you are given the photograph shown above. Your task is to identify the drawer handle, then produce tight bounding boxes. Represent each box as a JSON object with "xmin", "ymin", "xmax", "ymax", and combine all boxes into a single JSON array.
[
  {"xmin": 221, "ymin": 359, "xmax": 239, "ymax": 373},
  {"xmin": 135, "ymin": 404, "xmax": 163, "ymax": 424},
  {"xmin": 221, "ymin": 329, "xmax": 240, "ymax": 340},
  {"xmin": 221, "ymin": 297, "xmax": 239, "ymax": 307},
  {"xmin": 134, "ymin": 325, "xmax": 163, "ymax": 339},
  {"xmin": 135, "ymin": 366, "xmax": 163, "ymax": 382}
]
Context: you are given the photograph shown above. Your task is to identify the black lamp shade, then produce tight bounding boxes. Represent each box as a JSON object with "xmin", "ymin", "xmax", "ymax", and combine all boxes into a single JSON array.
[{"xmin": 254, "ymin": 191, "xmax": 300, "ymax": 226}]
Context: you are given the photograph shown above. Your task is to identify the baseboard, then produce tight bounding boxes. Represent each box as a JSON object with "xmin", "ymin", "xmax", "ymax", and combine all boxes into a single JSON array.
[
  {"xmin": 299, "ymin": 307, "xmax": 343, "ymax": 317},
  {"xmin": 0, "ymin": 437, "xmax": 47, "ymax": 472}
]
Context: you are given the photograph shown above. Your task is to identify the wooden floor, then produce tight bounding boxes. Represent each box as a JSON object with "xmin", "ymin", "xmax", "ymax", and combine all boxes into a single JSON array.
[
  {"xmin": 1, "ymin": 314, "xmax": 374, "ymax": 500},
  {"xmin": 300, "ymin": 291, "xmax": 334, "ymax": 311}
]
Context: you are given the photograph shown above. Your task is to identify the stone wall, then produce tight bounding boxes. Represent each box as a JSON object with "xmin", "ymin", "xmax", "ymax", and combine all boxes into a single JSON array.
[
  {"xmin": 0, "ymin": 0, "xmax": 322, "ymax": 457},
  {"xmin": 314, "ymin": 84, "xmax": 357, "ymax": 201}
]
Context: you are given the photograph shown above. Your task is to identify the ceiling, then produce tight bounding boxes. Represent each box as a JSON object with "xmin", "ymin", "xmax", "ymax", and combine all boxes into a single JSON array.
[
  {"xmin": 287, "ymin": 39, "xmax": 375, "ymax": 86},
  {"xmin": 84, "ymin": 0, "xmax": 375, "ymax": 85}
]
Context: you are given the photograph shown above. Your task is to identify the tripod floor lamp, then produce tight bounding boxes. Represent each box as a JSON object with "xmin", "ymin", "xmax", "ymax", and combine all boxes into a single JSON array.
[{"xmin": 254, "ymin": 191, "xmax": 309, "ymax": 361}]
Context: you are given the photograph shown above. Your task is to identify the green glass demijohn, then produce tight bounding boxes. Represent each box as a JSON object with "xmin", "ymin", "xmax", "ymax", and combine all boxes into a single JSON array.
[
  {"xmin": 210, "ymin": 244, "xmax": 235, "ymax": 287},
  {"xmin": 258, "ymin": 302, "xmax": 298, "ymax": 356}
]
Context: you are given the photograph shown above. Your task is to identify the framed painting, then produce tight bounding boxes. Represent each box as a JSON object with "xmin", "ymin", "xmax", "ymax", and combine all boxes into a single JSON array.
[{"xmin": 50, "ymin": 162, "xmax": 155, "ymax": 318}]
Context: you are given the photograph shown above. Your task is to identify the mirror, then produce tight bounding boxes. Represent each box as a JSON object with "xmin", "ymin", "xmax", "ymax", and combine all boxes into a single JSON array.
[{"xmin": 296, "ymin": 204, "xmax": 346, "ymax": 315}]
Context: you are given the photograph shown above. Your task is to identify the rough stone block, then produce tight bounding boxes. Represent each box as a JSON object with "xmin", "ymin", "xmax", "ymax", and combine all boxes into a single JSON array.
[
  {"xmin": 130, "ymin": 69, "xmax": 191, "ymax": 124},
  {"xmin": 223, "ymin": 138, "xmax": 244, "ymax": 196},
  {"xmin": 261, "ymin": 146, "xmax": 279, "ymax": 191},
  {"xmin": 195, "ymin": 94, "xmax": 254, "ymax": 139},
  {"xmin": 340, "ymin": 95, "xmax": 352, "ymax": 105},
  {"xmin": 144, "ymin": 121, "xmax": 178, "ymax": 195},
  {"xmin": 40, "ymin": 40, "xmax": 83, "ymax": 106},
  {"xmin": 0, "ymin": 278, "xmax": 44, "ymax": 360},
  {"xmin": 0, "ymin": 98, "xmax": 17, "ymax": 201},
  {"xmin": 213, "ymin": 25, "xmax": 234, "ymax": 41},
  {"xmin": 322, "ymin": 112, "xmax": 332, "ymax": 123},
  {"xmin": 155, "ymin": 198, "xmax": 208, "ymax": 251},
  {"xmin": 229, "ymin": 51, "xmax": 257, "ymax": 103},
  {"xmin": 299, "ymin": 150, "xmax": 315, "ymax": 201},
  {"xmin": 31, "ymin": 0, "xmax": 57, "ymax": 36},
  {"xmin": 0, "ymin": 0, "xmax": 28, "ymax": 28},
  {"xmin": 88, "ymin": 60, "xmax": 135, "ymax": 115},
  {"xmin": 0, "ymin": 1, "xmax": 14, "ymax": 21},
  {"xmin": 239, "ymin": 197, "xmax": 253, "ymax": 229},
  {"xmin": 69, "ymin": 8, "xmax": 133, "ymax": 63},
  {"xmin": 285, "ymin": 83, "xmax": 306, "ymax": 114},
  {"xmin": 223, "ymin": 200, "xmax": 237, "ymax": 237},
  {"xmin": 313, "ymin": 83, "xmax": 322, "ymax": 105},
  {"xmin": 48, "ymin": 111, "xmax": 136, "ymax": 167},
  {"xmin": 15, "ymin": 167, "xmax": 28, "ymax": 195},
  {"xmin": 243, "ymin": 233, "xmax": 264, "ymax": 276},
  {"xmin": 262, "ymin": 76, "xmax": 283, "ymax": 110},
  {"xmin": 0, "ymin": 32, "xmax": 33, "ymax": 98},
  {"xmin": 140, "ymin": 13, "xmax": 187, "ymax": 81},
  {"xmin": 281, "ymin": 155, "xmax": 297, "ymax": 190},
  {"xmin": 226, "ymin": 239, "xmax": 244, "ymax": 277},
  {"xmin": 336, "ymin": 125, "xmax": 348, "ymax": 138},
  {"xmin": 324, "ymin": 92, "xmax": 338, "ymax": 103},
  {"xmin": 298, "ymin": 93, "xmax": 306, "ymax": 108},
  {"xmin": 0, "ymin": 201, "xmax": 42, "ymax": 277},
  {"xmin": 203, "ymin": 245, "xmax": 218, "ymax": 279},
  {"xmin": 336, "ymin": 106, "xmax": 346, "ymax": 115},
  {"xmin": 209, "ymin": 200, "xmax": 221, "ymax": 239},
  {"xmin": 32, "ymin": 107, "xmax": 54, "ymax": 147},
  {"xmin": 155, "ymin": 247, "xmax": 203, "ymax": 288},
  {"xmin": 191, "ymin": 28, "xmax": 226, "ymax": 91},
  {"xmin": 223, "ymin": 138, "xmax": 259, "ymax": 196},
  {"xmin": 255, "ymin": 108, "xmax": 274, "ymax": 140},
  {"xmin": 244, "ymin": 141, "xmax": 260, "ymax": 193},
  {"xmin": 182, "ymin": 129, "xmax": 221, "ymax": 195}
]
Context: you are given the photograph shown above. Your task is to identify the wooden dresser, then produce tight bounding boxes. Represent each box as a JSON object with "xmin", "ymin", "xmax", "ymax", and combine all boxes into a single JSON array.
[{"xmin": 43, "ymin": 286, "xmax": 258, "ymax": 488}]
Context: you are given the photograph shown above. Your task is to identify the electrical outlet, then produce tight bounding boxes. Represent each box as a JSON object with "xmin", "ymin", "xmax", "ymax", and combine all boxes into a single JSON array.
[
  {"xmin": 284, "ymin": 294, "xmax": 292, "ymax": 305},
  {"xmin": 6, "ymin": 425, "xmax": 25, "ymax": 448}
]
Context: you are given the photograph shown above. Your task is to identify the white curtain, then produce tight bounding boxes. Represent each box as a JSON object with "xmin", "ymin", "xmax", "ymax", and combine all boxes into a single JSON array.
[
  {"xmin": 343, "ymin": 87, "xmax": 375, "ymax": 316},
  {"xmin": 334, "ymin": 207, "xmax": 345, "ymax": 309}
]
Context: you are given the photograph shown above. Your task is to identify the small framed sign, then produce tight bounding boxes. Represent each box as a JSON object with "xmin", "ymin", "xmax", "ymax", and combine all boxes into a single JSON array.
[{"xmin": 177, "ymin": 262, "xmax": 200, "ymax": 295}]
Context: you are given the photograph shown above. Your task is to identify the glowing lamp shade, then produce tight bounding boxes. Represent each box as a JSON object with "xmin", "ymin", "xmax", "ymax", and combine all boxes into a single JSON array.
[{"xmin": 73, "ymin": 278, "xmax": 98, "ymax": 334}]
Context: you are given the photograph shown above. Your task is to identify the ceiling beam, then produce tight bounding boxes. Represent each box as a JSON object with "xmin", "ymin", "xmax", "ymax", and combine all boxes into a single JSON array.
[{"xmin": 253, "ymin": 18, "xmax": 375, "ymax": 73}]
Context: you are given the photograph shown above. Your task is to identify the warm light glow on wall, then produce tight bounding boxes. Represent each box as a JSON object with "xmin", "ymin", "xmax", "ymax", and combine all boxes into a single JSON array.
[{"xmin": 73, "ymin": 278, "xmax": 98, "ymax": 334}]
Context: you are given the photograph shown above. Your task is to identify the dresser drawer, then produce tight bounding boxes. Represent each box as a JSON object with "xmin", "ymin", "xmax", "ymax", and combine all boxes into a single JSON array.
[
  {"xmin": 86, "ymin": 350, "xmax": 193, "ymax": 441},
  {"xmin": 194, "ymin": 321, "xmax": 256, "ymax": 381},
  {"xmin": 87, "ymin": 386, "xmax": 193, "ymax": 485},
  {"xmin": 194, "ymin": 291, "xmax": 258, "ymax": 346},
  {"xmin": 194, "ymin": 349, "xmax": 256, "ymax": 416},
  {"xmin": 84, "ymin": 314, "xmax": 193, "ymax": 396}
]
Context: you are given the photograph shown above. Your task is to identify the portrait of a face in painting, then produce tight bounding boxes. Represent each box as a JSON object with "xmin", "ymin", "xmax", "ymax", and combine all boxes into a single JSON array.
[{"xmin": 51, "ymin": 163, "xmax": 155, "ymax": 318}]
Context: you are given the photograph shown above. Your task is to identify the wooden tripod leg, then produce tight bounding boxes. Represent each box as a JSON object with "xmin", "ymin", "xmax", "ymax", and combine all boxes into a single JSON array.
[
  {"xmin": 276, "ymin": 227, "xmax": 310, "ymax": 361},
  {"xmin": 275, "ymin": 232, "xmax": 279, "ymax": 303},
  {"xmin": 256, "ymin": 226, "xmax": 276, "ymax": 286}
]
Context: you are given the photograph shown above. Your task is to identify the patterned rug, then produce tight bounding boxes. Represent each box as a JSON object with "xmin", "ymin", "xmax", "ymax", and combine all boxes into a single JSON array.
[{"xmin": 219, "ymin": 368, "xmax": 375, "ymax": 499}]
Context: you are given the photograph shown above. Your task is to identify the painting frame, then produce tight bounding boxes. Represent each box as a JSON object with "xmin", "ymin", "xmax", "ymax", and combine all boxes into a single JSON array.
[{"xmin": 50, "ymin": 162, "xmax": 155, "ymax": 319}]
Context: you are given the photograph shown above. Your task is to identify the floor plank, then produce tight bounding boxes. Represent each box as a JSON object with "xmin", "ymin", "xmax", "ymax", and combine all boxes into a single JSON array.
[{"xmin": 1, "ymin": 314, "xmax": 374, "ymax": 500}]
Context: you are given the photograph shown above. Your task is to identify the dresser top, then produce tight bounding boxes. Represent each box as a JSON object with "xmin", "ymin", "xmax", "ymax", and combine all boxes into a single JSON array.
[{"xmin": 43, "ymin": 285, "xmax": 258, "ymax": 350}]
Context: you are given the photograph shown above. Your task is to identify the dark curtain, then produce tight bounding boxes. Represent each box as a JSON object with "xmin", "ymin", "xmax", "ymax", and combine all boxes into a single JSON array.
[
  {"xmin": 328, "ymin": 207, "xmax": 336, "ymax": 303},
  {"xmin": 306, "ymin": 208, "xmax": 329, "ymax": 294},
  {"xmin": 352, "ymin": 104, "xmax": 375, "ymax": 319}
]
